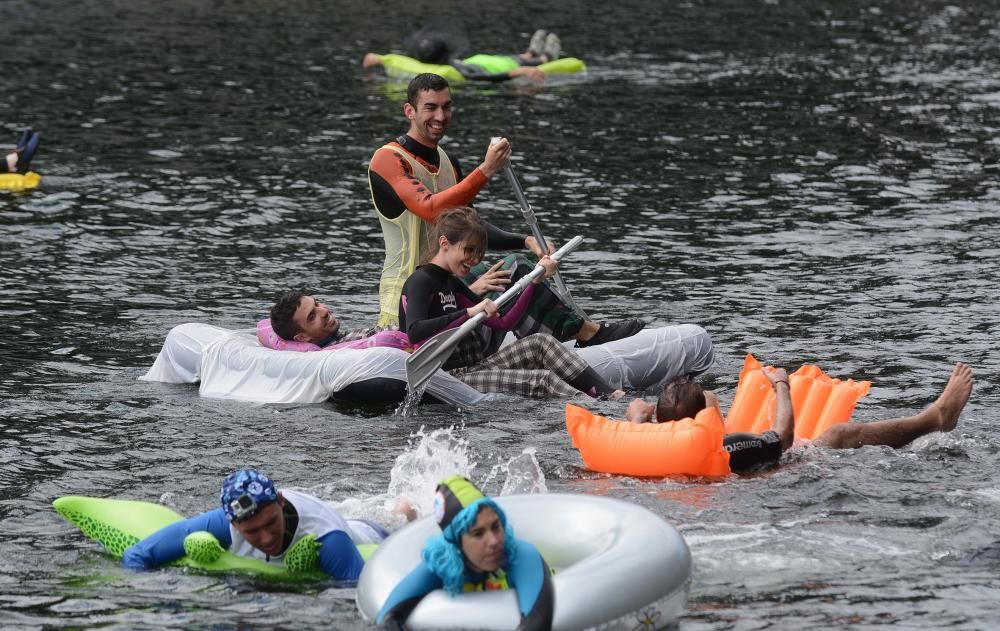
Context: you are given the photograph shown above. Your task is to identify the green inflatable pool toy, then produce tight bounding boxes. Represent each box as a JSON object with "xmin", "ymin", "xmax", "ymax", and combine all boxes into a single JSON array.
[
  {"xmin": 377, "ymin": 53, "xmax": 586, "ymax": 83},
  {"xmin": 53, "ymin": 496, "xmax": 376, "ymax": 581}
]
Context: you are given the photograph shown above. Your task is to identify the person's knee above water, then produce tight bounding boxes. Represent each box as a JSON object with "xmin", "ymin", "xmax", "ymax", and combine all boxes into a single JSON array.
[
  {"xmin": 362, "ymin": 29, "xmax": 565, "ymax": 82},
  {"xmin": 367, "ymin": 74, "xmax": 642, "ymax": 345},
  {"xmin": 120, "ymin": 468, "xmax": 395, "ymax": 580},
  {"xmin": 376, "ymin": 476, "xmax": 554, "ymax": 629},
  {"xmin": 5, "ymin": 128, "xmax": 40, "ymax": 174},
  {"xmin": 399, "ymin": 207, "xmax": 623, "ymax": 399},
  {"xmin": 626, "ymin": 362, "xmax": 975, "ymax": 472}
]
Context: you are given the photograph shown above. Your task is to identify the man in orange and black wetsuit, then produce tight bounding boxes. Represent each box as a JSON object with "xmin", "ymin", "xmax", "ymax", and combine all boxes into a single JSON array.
[
  {"xmin": 368, "ymin": 72, "xmax": 523, "ymax": 330},
  {"xmin": 367, "ymin": 72, "xmax": 645, "ymax": 348}
]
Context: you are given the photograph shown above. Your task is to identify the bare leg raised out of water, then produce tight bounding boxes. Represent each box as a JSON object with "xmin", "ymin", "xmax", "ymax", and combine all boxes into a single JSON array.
[{"xmin": 815, "ymin": 362, "xmax": 973, "ymax": 449}]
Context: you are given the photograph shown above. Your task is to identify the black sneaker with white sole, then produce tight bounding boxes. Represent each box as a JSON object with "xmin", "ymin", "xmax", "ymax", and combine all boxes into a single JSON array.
[{"xmin": 576, "ymin": 319, "xmax": 645, "ymax": 347}]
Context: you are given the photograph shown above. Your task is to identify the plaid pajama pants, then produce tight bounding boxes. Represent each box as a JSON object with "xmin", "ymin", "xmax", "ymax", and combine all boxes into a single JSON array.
[
  {"xmin": 465, "ymin": 254, "xmax": 585, "ymax": 343},
  {"xmin": 449, "ymin": 333, "xmax": 590, "ymax": 398}
]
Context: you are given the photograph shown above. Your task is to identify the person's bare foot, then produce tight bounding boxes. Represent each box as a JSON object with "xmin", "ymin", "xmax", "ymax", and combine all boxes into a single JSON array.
[{"xmin": 928, "ymin": 362, "xmax": 974, "ymax": 432}]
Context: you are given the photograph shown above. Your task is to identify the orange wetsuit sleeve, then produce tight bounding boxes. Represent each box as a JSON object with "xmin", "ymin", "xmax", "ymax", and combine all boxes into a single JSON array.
[{"xmin": 368, "ymin": 147, "xmax": 488, "ymax": 222}]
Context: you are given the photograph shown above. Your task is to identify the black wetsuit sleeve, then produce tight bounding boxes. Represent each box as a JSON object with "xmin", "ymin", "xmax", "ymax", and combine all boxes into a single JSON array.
[
  {"xmin": 369, "ymin": 170, "xmax": 407, "ymax": 220},
  {"xmin": 451, "ymin": 151, "xmax": 527, "ymax": 251},
  {"xmin": 400, "ymin": 268, "xmax": 469, "ymax": 344},
  {"xmin": 508, "ymin": 539, "xmax": 555, "ymax": 630},
  {"xmin": 485, "ymin": 221, "xmax": 528, "ymax": 251},
  {"xmin": 723, "ymin": 430, "xmax": 783, "ymax": 473},
  {"xmin": 450, "ymin": 154, "xmax": 464, "ymax": 182}
]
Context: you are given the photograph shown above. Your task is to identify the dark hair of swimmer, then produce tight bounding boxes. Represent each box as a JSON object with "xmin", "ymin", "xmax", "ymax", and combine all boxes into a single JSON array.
[
  {"xmin": 656, "ymin": 376, "xmax": 707, "ymax": 422},
  {"xmin": 411, "ymin": 37, "xmax": 451, "ymax": 65},
  {"xmin": 270, "ymin": 290, "xmax": 305, "ymax": 341},
  {"xmin": 425, "ymin": 207, "xmax": 487, "ymax": 264},
  {"xmin": 406, "ymin": 73, "xmax": 450, "ymax": 106}
]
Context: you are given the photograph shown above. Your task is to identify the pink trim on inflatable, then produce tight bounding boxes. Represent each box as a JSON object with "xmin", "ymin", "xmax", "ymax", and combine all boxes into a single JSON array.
[{"xmin": 255, "ymin": 319, "xmax": 412, "ymax": 353}]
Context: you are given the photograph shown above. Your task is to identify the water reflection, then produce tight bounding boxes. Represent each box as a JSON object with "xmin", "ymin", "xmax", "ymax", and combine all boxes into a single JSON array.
[{"xmin": 3, "ymin": 0, "xmax": 1000, "ymax": 628}]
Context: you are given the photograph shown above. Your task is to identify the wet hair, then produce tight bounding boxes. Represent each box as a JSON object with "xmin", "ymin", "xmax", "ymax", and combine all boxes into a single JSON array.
[
  {"xmin": 655, "ymin": 376, "xmax": 707, "ymax": 422},
  {"xmin": 270, "ymin": 291, "xmax": 305, "ymax": 341},
  {"xmin": 410, "ymin": 37, "xmax": 450, "ymax": 64},
  {"xmin": 426, "ymin": 207, "xmax": 487, "ymax": 264},
  {"xmin": 407, "ymin": 73, "xmax": 450, "ymax": 106}
]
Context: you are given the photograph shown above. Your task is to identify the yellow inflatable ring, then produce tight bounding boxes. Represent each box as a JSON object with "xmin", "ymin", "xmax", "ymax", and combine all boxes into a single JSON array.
[{"xmin": 0, "ymin": 171, "xmax": 41, "ymax": 192}]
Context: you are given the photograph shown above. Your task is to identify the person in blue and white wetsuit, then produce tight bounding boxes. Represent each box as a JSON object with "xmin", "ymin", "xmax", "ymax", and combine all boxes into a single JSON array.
[
  {"xmin": 121, "ymin": 468, "xmax": 394, "ymax": 581},
  {"xmin": 376, "ymin": 475, "xmax": 554, "ymax": 630}
]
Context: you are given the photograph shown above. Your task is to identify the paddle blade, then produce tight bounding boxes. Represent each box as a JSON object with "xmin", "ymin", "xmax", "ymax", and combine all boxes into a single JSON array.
[{"xmin": 405, "ymin": 326, "xmax": 466, "ymax": 391}]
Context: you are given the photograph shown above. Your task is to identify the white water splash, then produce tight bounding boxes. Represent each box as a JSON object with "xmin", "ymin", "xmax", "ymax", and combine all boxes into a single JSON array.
[
  {"xmin": 393, "ymin": 384, "xmax": 426, "ymax": 417},
  {"xmin": 482, "ymin": 448, "xmax": 548, "ymax": 497},
  {"xmin": 329, "ymin": 426, "xmax": 547, "ymax": 527},
  {"xmin": 384, "ymin": 426, "xmax": 478, "ymax": 518}
]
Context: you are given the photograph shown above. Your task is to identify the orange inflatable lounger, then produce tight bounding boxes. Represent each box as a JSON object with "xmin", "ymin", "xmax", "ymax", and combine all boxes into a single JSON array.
[
  {"xmin": 565, "ymin": 403, "xmax": 731, "ymax": 477},
  {"xmin": 725, "ymin": 354, "xmax": 871, "ymax": 440}
]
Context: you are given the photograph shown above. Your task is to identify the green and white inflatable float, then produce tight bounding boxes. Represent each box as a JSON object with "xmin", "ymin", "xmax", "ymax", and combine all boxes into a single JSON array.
[
  {"xmin": 53, "ymin": 496, "xmax": 376, "ymax": 580},
  {"xmin": 375, "ymin": 53, "xmax": 586, "ymax": 83}
]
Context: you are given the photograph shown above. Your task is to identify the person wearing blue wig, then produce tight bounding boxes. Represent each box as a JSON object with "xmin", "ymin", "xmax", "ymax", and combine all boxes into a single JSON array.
[{"xmin": 376, "ymin": 475, "xmax": 554, "ymax": 630}]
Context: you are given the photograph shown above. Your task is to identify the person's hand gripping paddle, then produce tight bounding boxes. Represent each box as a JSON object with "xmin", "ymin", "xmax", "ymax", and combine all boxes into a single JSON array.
[
  {"xmin": 405, "ymin": 235, "xmax": 584, "ymax": 391},
  {"xmin": 493, "ymin": 136, "xmax": 589, "ymax": 320}
]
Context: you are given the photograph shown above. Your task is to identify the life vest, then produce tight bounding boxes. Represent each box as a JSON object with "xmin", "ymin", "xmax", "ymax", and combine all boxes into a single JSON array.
[
  {"xmin": 565, "ymin": 403, "xmax": 732, "ymax": 477},
  {"xmin": 370, "ymin": 144, "xmax": 458, "ymax": 328}
]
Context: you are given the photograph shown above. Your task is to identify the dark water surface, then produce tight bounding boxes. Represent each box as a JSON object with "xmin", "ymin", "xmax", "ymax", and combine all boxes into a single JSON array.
[{"xmin": 3, "ymin": 0, "xmax": 999, "ymax": 628}]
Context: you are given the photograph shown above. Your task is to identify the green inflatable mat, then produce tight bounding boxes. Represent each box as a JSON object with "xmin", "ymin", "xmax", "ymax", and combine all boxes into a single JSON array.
[
  {"xmin": 378, "ymin": 53, "xmax": 586, "ymax": 83},
  {"xmin": 54, "ymin": 495, "xmax": 376, "ymax": 581}
]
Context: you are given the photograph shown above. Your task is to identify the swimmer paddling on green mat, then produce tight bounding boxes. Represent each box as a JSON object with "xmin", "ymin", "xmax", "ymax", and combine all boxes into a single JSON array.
[
  {"xmin": 363, "ymin": 29, "xmax": 565, "ymax": 82},
  {"xmin": 121, "ymin": 469, "xmax": 408, "ymax": 580}
]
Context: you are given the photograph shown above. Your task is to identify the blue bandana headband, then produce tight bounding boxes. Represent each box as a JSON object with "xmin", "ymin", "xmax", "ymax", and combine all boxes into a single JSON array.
[{"xmin": 220, "ymin": 469, "xmax": 278, "ymax": 522}]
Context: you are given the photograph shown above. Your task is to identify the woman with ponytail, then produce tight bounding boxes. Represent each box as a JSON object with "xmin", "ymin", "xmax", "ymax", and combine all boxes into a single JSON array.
[{"xmin": 376, "ymin": 476, "xmax": 553, "ymax": 630}]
